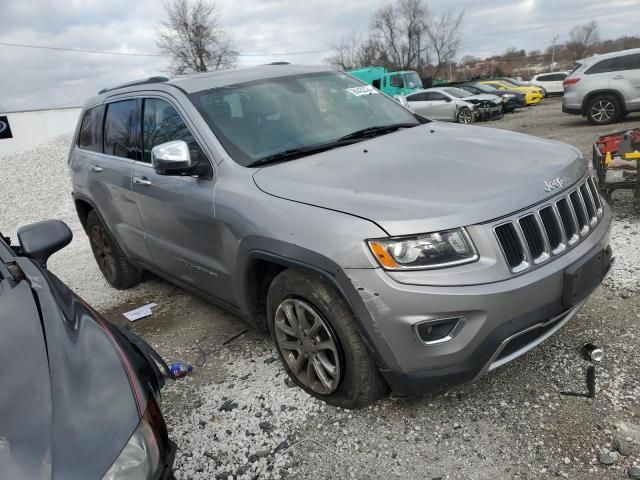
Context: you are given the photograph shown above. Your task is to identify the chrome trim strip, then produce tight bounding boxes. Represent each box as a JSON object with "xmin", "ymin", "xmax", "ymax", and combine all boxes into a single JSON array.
[{"xmin": 481, "ymin": 299, "xmax": 586, "ymax": 376}]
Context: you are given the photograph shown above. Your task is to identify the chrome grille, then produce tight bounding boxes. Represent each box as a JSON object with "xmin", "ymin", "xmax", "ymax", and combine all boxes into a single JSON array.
[{"xmin": 494, "ymin": 177, "xmax": 603, "ymax": 273}]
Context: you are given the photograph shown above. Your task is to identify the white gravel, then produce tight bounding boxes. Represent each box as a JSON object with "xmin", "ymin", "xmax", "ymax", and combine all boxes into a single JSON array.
[{"xmin": 1, "ymin": 120, "xmax": 639, "ymax": 479}]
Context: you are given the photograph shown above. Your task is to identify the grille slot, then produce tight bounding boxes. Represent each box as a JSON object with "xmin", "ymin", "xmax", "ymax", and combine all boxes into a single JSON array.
[
  {"xmin": 539, "ymin": 206, "xmax": 563, "ymax": 251},
  {"xmin": 518, "ymin": 215, "xmax": 545, "ymax": 260},
  {"xmin": 556, "ymin": 198, "xmax": 577, "ymax": 240},
  {"xmin": 587, "ymin": 177, "xmax": 602, "ymax": 212},
  {"xmin": 580, "ymin": 183, "xmax": 597, "ymax": 222},
  {"xmin": 569, "ymin": 191, "xmax": 588, "ymax": 230},
  {"xmin": 494, "ymin": 177, "xmax": 603, "ymax": 273},
  {"xmin": 495, "ymin": 223, "xmax": 526, "ymax": 270}
]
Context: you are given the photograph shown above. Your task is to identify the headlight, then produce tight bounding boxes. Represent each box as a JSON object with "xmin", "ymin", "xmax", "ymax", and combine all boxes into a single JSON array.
[
  {"xmin": 102, "ymin": 413, "xmax": 161, "ymax": 480},
  {"xmin": 502, "ymin": 93, "xmax": 516, "ymax": 99},
  {"xmin": 367, "ymin": 228, "xmax": 478, "ymax": 270}
]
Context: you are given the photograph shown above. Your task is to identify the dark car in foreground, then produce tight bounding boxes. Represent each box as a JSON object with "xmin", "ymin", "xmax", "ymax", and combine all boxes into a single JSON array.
[
  {"xmin": 0, "ymin": 220, "xmax": 175, "ymax": 479},
  {"xmin": 459, "ymin": 82, "xmax": 526, "ymax": 112}
]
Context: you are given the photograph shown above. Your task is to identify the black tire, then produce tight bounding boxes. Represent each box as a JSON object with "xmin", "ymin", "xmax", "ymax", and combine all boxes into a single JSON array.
[
  {"xmin": 586, "ymin": 95, "xmax": 621, "ymax": 125},
  {"xmin": 456, "ymin": 107, "xmax": 474, "ymax": 124},
  {"xmin": 86, "ymin": 210, "xmax": 141, "ymax": 289},
  {"xmin": 266, "ymin": 269, "xmax": 387, "ymax": 408}
]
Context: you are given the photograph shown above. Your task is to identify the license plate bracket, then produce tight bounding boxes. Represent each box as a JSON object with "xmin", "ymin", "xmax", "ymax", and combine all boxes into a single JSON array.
[{"xmin": 562, "ymin": 245, "xmax": 613, "ymax": 308}]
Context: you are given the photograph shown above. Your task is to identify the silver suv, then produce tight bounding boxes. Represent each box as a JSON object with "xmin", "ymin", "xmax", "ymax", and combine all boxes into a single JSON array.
[
  {"xmin": 563, "ymin": 48, "xmax": 640, "ymax": 124},
  {"xmin": 70, "ymin": 65, "xmax": 613, "ymax": 408}
]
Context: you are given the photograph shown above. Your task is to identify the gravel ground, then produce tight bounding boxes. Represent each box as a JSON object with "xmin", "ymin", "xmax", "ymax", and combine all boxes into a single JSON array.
[{"xmin": 1, "ymin": 97, "xmax": 639, "ymax": 479}]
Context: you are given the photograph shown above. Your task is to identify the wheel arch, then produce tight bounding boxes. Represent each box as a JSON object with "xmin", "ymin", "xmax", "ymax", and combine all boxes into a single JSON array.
[
  {"xmin": 581, "ymin": 89, "xmax": 626, "ymax": 115},
  {"xmin": 235, "ymin": 236, "xmax": 399, "ymax": 371}
]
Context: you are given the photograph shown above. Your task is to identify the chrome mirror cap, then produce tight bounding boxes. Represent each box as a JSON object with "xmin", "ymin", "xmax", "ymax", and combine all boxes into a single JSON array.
[{"xmin": 151, "ymin": 140, "xmax": 192, "ymax": 174}]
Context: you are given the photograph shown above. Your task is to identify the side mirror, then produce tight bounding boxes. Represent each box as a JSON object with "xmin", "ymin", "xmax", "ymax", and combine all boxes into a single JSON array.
[
  {"xmin": 17, "ymin": 220, "xmax": 72, "ymax": 267},
  {"xmin": 151, "ymin": 140, "xmax": 193, "ymax": 175},
  {"xmin": 444, "ymin": 97, "xmax": 452, "ymax": 102}
]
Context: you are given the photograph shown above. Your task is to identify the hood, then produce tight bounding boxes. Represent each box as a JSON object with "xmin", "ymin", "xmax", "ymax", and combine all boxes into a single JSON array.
[
  {"xmin": 1, "ymin": 260, "xmax": 142, "ymax": 480},
  {"xmin": 253, "ymin": 123, "xmax": 587, "ymax": 236},
  {"xmin": 463, "ymin": 94, "xmax": 501, "ymax": 104}
]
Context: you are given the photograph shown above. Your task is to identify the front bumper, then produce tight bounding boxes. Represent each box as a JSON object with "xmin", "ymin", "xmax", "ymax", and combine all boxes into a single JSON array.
[
  {"xmin": 345, "ymin": 204, "xmax": 612, "ymax": 396},
  {"xmin": 475, "ymin": 104, "xmax": 503, "ymax": 119}
]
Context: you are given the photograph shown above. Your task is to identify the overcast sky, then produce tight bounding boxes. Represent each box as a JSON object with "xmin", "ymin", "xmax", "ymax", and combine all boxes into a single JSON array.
[{"xmin": 1, "ymin": 0, "xmax": 638, "ymax": 111}]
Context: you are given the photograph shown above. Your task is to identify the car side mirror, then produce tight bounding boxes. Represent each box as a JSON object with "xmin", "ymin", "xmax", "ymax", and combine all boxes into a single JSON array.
[
  {"xmin": 445, "ymin": 97, "xmax": 452, "ymax": 102},
  {"xmin": 151, "ymin": 140, "xmax": 194, "ymax": 175},
  {"xmin": 17, "ymin": 220, "xmax": 72, "ymax": 267}
]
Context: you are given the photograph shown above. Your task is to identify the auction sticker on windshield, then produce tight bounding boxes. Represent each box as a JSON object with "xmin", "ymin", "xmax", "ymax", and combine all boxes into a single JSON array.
[{"xmin": 346, "ymin": 85, "xmax": 380, "ymax": 96}]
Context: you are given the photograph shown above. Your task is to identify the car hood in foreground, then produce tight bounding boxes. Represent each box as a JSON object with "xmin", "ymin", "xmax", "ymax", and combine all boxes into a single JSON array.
[
  {"xmin": 0, "ymin": 260, "xmax": 141, "ymax": 480},
  {"xmin": 253, "ymin": 123, "xmax": 587, "ymax": 236}
]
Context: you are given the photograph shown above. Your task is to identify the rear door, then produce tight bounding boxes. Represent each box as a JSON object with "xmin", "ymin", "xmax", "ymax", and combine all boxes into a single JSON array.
[
  {"xmin": 76, "ymin": 100, "xmax": 148, "ymax": 261},
  {"xmin": 610, "ymin": 53, "xmax": 640, "ymax": 110},
  {"xmin": 130, "ymin": 96, "xmax": 226, "ymax": 299}
]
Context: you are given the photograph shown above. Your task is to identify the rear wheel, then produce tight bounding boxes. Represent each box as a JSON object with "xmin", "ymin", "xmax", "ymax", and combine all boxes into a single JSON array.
[
  {"xmin": 86, "ymin": 211, "xmax": 141, "ymax": 289},
  {"xmin": 586, "ymin": 95, "xmax": 621, "ymax": 125},
  {"xmin": 267, "ymin": 269, "xmax": 387, "ymax": 408},
  {"xmin": 457, "ymin": 107, "xmax": 474, "ymax": 124}
]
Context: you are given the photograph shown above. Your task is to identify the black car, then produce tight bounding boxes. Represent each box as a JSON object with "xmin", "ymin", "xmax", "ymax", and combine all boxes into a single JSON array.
[
  {"xmin": 0, "ymin": 220, "xmax": 176, "ymax": 480},
  {"xmin": 458, "ymin": 82, "xmax": 526, "ymax": 112}
]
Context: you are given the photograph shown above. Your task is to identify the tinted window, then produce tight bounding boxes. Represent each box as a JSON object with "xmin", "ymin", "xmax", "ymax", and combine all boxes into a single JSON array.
[
  {"xmin": 614, "ymin": 53, "xmax": 640, "ymax": 71},
  {"xmin": 407, "ymin": 92, "xmax": 428, "ymax": 102},
  {"xmin": 586, "ymin": 57, "xmax": 624, "ymax": 74},
  {"xmin": 103, "ymin": 100, "xmax": 140, "ymax": 160},
  {"xmin": 77, "ymin": 106, "xmax": 102, "ymax": 152},
  {"xmin": 536, "ymin": 74, "xmax": 553, "ymax": 82},
  {"xmin": 389, "ymin": 75, "xmax": 404, "ymax": 87},
  {"xmin": 425, "ymin": 92, "xmax": 448, "ymax": 101}
]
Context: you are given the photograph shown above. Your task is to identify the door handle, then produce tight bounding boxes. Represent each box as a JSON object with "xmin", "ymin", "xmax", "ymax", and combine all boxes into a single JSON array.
[
  {"xmin": 90, "ymin": 165, "xmax": 103, "ymax": 172},
  {"xmin": 612, "ymin": 75, "xmax": 624, "ymax": 80},
  {"xmin": 133, "ymin": 176, "xmax": 152, "ymax": 186}
]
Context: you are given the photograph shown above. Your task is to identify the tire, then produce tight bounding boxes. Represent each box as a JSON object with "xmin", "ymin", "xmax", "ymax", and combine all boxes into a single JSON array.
[
  {"xmin": 457, "ymin": 107, "xmax": 474, "ymax": 124},
  {"xmin": 86, "ymin": 210, "xmax": 141, "ymax": 289},
  {"xmin": 586, "ymin": 95, "xmax": 621, "ymax": 125},
  {"xmin": 266, "ymin": 269, "xmax": 387, "ymax": 408}
]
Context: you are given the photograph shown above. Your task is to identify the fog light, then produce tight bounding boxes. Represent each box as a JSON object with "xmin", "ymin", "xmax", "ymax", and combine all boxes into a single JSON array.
[{"xmin": 414, "ymin": 317, "xmax": 465, "ymax": 345}]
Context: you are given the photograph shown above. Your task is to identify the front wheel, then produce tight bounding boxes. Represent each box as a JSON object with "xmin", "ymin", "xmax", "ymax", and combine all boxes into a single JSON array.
[
  {"xmin": 586, "ymin": 95, "xmax": 621, "ymax": 125},
  {"xmin": 457, "ymin": 107, "xmax": 474, "ymax": 124},
  {"xmin": 86, "ymin": 211, "xmax": 141, "ymax": 289},
  {"xmin": 267, "ymin": 269, "xmax": 387, "ymax": 408}
]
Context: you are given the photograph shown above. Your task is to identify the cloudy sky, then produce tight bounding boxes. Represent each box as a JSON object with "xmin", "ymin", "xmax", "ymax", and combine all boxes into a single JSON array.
[{"xmin": 1, "ymin": 0, "xmax": 638, "ymax": 111}]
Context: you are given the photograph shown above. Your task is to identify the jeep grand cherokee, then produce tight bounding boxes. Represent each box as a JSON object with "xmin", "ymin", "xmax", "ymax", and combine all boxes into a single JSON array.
[{"xmin": 69, "ymin": 64, "xmax": 612, "ymax": 408}]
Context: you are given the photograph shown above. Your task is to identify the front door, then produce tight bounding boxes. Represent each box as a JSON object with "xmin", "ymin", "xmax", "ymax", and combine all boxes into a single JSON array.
[{"xmin": 130, "ymin": 96, "xmax": 229, "ymax": 302}]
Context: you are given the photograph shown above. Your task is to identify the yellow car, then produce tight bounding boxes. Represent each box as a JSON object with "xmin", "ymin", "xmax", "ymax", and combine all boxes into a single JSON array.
[{"xmin": 480, "ymin": 81, "xmax": 543, "ymax": 105}]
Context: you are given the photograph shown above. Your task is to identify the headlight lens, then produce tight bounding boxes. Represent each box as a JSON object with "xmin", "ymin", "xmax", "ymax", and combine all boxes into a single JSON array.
[
  {"xmin": 502, "ymin": 93, "xmax": 516, "ymax": 98},
  {"xmin": 102, "ymin": 415, "xmax": 160, "ymax": 480},
  {"xmin": 368, "ymin": 228, "xmax": 478, "ymax": 270}
]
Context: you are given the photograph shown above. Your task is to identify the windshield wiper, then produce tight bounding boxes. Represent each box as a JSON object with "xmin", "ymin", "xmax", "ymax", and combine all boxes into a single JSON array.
[
  {"xmin": 337, "ymin": 123, "xmax": 418, "ymax": 141},
  {"xmin": 247, "ymin": 145, "xmax": 339, "ymax": 168}
]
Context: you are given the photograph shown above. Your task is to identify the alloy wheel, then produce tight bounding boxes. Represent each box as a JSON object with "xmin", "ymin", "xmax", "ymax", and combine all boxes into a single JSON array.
[
  {"xmin": 90, "ymin": 225, "xmax": 117, "ymax": 282},
  {"xmin": 590, "ymin": 100, "xmax": 615, "ymax": 123},
  {"xmin": 458, "ymin": 108, "xmax": 473, "ymax": 124},
  {"xmin": 274, "ymin": 298, "xmax": 341, "ymax": 395}
]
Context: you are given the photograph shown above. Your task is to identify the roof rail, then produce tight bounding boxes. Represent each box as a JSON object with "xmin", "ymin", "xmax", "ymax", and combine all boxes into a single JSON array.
[{"xmin": 98, "ymin": 76, "xmax": 169, "ymax": 95}]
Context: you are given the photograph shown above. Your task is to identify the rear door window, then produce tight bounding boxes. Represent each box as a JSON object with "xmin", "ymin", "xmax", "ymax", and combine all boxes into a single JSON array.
[
  {"xmin": 77, "ymin": 106, "xmax": 102, "ymax": 152},
  {"xmin": 142, "ymin": 98, "xmax": 206, "ymax": 165},
  {"xmin": 103, "ymin": 100, "xmax": 140, "ymax": 160}
]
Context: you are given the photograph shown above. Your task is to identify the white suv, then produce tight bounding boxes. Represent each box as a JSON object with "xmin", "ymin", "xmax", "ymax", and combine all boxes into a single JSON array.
[
  {"xmin": 530, "ymin": 71, "xmax": 569, "ymax": 95},
  {"xmin": 562, "ymin": 48, "xmax": 640, "ymax": 124}
]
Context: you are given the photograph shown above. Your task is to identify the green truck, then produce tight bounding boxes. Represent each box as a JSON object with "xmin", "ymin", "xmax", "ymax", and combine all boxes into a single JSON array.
[{"xmin": 346, "ymin": 67, "xmax": 424, "ymax": 96}]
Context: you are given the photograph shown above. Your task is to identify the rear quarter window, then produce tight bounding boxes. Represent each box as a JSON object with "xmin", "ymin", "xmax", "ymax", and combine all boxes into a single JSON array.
[{"xmin": 77, "ymin": 106, "xmax": 103, "ymax": 152}]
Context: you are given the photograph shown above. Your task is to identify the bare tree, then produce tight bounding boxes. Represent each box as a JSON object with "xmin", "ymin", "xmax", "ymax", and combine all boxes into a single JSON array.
[
  {"xmin": 565, "ymin": 20, "xmax": 600, "ymax": 61},
  {"xmin": 424, "ymin": 8, "xmax": 464, "ymax": 78},
  {"xmin": 157, "ymin": 0, "xmax": 238, "ymax": 75},
  {"xmin": 370, "ymin": 0, "xmax": 428, "ymax": 70},
  {"xmin": 324, "ymin": 32, "xmax": 362, "ymax": 70}
]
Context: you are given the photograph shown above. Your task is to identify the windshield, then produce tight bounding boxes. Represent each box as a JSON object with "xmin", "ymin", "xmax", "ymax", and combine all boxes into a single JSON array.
[
  {"xmin": 402, "ymin": 72, "xmax": 423, "ymax": 89},
  {"xmin": 189, "ymin": 71, "xmax": 419, "ymax": 166},
  {"xmin": 443, "ymin": 87, "xmax": 471, "ymax": 98},
  {"xmin": 502, "ymin": 77, "xmax": 522, "ymax": 86}
]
